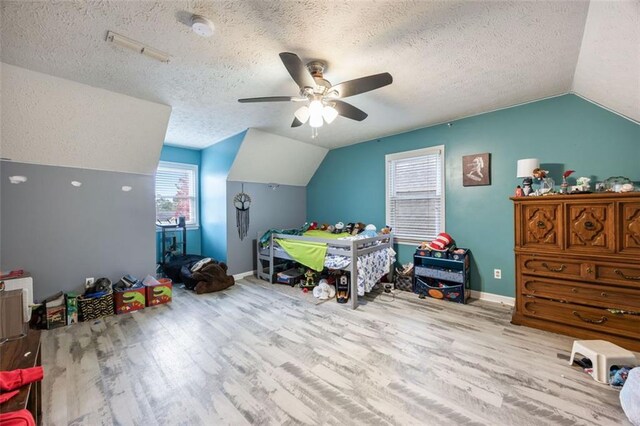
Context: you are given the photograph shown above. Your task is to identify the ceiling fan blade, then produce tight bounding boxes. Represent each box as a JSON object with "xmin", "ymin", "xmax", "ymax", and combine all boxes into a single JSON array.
[
  {"xmin": 291, "ymin": 117, "xmax": 304, "ymax": 127},
  {"xmin": 279, "ymin": 52, "xmax": 316, "ymax": 89},
  {"xmin": 330, "ymin": 72, "xmax": 393, "ymax": 98},
  {"xmin": 332, "ymin": 100, "xmax": 368, "ymax": 121},
  {"xmin": 238, "ymin": 96, "xmax": 294, "ymax": 103}
]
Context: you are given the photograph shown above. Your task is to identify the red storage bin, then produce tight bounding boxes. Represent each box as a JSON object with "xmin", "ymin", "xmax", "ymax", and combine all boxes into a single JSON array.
[
  {"xmin": 145, "ymin": 278, "xmax": 172, "ymax": 306},
  {"xmin": 113, "ymin": 286, "xmax": 145, "ymax": 314}
]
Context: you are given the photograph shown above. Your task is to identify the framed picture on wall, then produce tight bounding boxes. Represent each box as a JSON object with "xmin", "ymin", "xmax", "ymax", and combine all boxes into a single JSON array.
[{"xmin": 462, "ymin": 153, "xmax": 491, "ymax": 186}]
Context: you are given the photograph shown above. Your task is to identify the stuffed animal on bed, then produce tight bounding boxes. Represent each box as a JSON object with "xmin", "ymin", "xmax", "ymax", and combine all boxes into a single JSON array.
[
  {"xmin": 319, "ymin": 223, "xmax": 329, "ymax": 231},
  {"xmin": 191, "ymin": 260, "xmax": 235, "ymax": 294},
  {"xmin": 333, "ymin": 222, "xmax": 345, "ymax": 234},
  {"xmin": 345, "ymin": 222, "xmax": 355, "ymax": 234}
]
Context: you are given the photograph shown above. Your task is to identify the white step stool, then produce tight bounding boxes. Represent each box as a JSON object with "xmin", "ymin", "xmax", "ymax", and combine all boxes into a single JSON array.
[{"xmin": 569, "ymin": 340, "xmax": 638, "ymax": 384}]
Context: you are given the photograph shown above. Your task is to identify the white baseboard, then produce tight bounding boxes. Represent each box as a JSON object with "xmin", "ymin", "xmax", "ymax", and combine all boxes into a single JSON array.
[
  {"xmin": 233, "ymin": 270, "xmax": 255, "ymax": 280},
  {"xmin": 470, "ymin": 290, "xmax": 515, "ymax": 306}
]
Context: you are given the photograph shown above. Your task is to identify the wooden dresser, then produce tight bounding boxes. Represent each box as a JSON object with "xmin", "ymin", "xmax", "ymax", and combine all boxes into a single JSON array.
[{"xmin": 511, "ymin": 192, "xmax": 640, "ymax": 351}]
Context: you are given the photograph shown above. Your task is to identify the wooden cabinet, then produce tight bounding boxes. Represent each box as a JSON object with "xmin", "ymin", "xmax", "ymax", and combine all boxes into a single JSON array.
[{"xmin": 511, "ymin": 192, "xmax": 640, "ymax": 351}]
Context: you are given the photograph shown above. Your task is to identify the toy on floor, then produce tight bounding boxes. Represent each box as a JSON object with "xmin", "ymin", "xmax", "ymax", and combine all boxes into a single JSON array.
[
  {"xmin": 313, "ymin": 279, "xmax": 336, "ymax": 300},
  {"xmin": 304, "ymin": 269, "xmax": 316, "ymax": 287},
  {"xmin": 336, "ymin": 274, "xmax": 350, "ymax": 303}
]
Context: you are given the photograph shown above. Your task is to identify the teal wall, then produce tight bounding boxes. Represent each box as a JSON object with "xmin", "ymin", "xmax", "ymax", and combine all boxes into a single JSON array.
[
  {"xmin": 201, "ymin": 131, "xmax": 246, "ymax": 262},
  {"xmin": 156, "ymin": 145, "xmax": 202, "ymax": 259},
  {"xmin": 307, "ymin": 95, "xmax": 640, "ymax": 297}
]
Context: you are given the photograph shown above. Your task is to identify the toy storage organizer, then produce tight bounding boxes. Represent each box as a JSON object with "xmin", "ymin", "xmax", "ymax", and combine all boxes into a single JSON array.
[{"xmin": 413, "ymin": 248, "xmax": 471, "ymax": 303}]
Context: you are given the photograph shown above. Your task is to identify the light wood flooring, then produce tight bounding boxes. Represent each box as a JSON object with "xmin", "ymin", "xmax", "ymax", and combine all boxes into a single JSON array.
[{"xmin": 41, "ymin": 277, "xmax": 632, "ymax": 425}]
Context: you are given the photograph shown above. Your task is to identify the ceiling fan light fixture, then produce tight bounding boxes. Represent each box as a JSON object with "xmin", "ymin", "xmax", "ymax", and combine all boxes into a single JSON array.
[
  {"xmin": 322, "ymin": 105, "xmax": 338, "ymax": 124},
  {"xmin": 309, "ymin": 114, "xmax": 323, "ymax": 128},
  {"xmin": 294, "ymin": 106, "xmax": 310, "ymax": 123},
  {"xmin": 308, "ymin": 100, "xmax": 324, "ymax": 127}
]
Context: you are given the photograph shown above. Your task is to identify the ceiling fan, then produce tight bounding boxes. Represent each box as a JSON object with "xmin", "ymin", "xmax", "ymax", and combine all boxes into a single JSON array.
[{"xmin": 238, "ymin": 52, "xmax": 393, "ymax": 131}]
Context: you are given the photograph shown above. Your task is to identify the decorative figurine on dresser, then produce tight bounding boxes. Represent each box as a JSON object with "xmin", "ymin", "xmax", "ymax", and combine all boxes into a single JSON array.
[{"xmin": 510, "ymin": 192, "xmax": 640, "ymax": 351}]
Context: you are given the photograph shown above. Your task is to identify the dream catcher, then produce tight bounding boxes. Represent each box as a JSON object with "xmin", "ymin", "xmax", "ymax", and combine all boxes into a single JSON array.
[{"xmin": 233, "ymin": 184, "xmax": 251, "ymax": 240}]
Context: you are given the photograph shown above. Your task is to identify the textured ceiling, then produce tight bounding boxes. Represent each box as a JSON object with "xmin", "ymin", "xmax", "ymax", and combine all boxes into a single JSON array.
[{"xmin": 1, "ymin": 0, "xmax": 633, "ymax": 150}]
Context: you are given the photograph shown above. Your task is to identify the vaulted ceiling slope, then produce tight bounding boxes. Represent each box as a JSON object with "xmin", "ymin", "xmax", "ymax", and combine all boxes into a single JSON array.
[
  {"xmin": 572, "ymin": 0, "xmax": 639, "ymax": 122},
  {"xmin": 0, "ymin": 1, "xmax": 637, "ymax": 151},
  {"xmin": 1, "ymin": 64, "xmax": 171, "ymax": 175}
]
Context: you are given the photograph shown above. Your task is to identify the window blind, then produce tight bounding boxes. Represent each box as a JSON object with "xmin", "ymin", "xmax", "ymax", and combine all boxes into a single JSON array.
[
  {"xmin": 155, "ymin": 162, "xmax": 198, "ymax": 226},
  {"xmin": 386, "ymin": 148, "xmax": 444, "ymax": 242}
]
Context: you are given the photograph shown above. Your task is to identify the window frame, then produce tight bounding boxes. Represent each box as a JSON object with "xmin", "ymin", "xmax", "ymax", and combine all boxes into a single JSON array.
[
  {"xmin": 385, "ymin": 145, "xmax": 446, "ymax": 245},
  {"xmin": 155, "ymin": 161, "xmax": 199, "ymax": 228}
]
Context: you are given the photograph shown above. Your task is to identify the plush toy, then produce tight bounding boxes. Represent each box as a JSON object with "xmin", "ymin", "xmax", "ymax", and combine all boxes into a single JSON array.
[
  {"xmin": 307, "ymin": 221, "xmax": 318, "ymax": 230},
  {"xmin": 381, "ymin": 226, "xmax": 392, "ymax": 234},
  {"xmin": 191, "ymin": 261, "xmax": 235, "ymax": 294},
  {"xmin": 333, "ymin": 222, "xmax": 345, "ymax": 234},
  {"xmin": 355, "ymin": 222, "xmax": 367, "ymax": 234},
  {"xmin": 345, "ymin": 222, "xmax": 355, "ymax": 234},
  {"xmin": 312, "ymin": 279, "xmax": 336, "ymax": 300},
  {"xmin": 327, "ymin": 225, "xmax": 335, "ymax": 233},
  {"xmin": 320, "ymin": 223, "xmax": 329, "ymax": 231}
]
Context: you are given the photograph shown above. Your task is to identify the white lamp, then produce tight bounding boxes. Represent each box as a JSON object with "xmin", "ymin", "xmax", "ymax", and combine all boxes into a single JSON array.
[
  {"xmin": 516, "ymin": 158, "xmax": 539, "ymax": 196},
  {"xmin": 516, "ymin": 158, "xmax": 540, "ymax": 178}
]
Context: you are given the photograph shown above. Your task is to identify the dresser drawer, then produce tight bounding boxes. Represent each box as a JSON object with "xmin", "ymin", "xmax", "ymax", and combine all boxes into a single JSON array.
[
  {"xmin": 520, "ymin": 276, "xmax": 640, "ymax": 311},
  {"xmin": 521, "ymin": 297, "xmax": 640, "ymax": 338},
  {"xmin": 595, "ymin": 263, "xmax": 640, "ymax": 290},
  {"xmin": 519, "ymin": 256, "xmax": 584, "ymax": 280}
]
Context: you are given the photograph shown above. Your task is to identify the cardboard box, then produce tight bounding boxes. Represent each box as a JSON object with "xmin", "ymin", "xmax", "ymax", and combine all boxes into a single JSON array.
[
  {"xmin": 44, "ymin": 292, "xmax": 66, "ymax": 329},
  {"xmin": 144, "ymin": 278, "xmax": 172, "ymax": 306},
  {"xmin": 113, "ymin": 286, "xmax": 145, "ymax": 314},
  {"xmin": 66, "ymin": 292, "xmax": 78, "ymax": 325}
]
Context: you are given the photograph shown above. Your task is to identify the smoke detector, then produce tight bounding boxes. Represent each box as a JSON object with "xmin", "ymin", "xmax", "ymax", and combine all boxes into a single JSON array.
[{"xmin": 191, "ymin": 15, "xmax": 215, "ymax": 37}]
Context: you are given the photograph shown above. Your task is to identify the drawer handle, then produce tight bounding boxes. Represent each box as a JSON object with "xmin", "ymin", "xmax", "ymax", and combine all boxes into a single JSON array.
[
  {"xmin": 615, "ymin": 269, "xmax": 640, "ymax": 281},
  {"xmin": 541, "ymin": 262, "xmax": 566, "ymax": 273},
  {"xmin": 584, "ymin": 221, "xmax": 595, "ymax": 230},
  {"xmin": 572, "ymin": 311, "xmax": 608, "ymax": 325},
  {"xmin": 536, "ymin": 221, "xmax": 546, "ymax": 228},
  {"xmin": 601, "ymin": 292, "xmax": 608, "ymax": 297}
]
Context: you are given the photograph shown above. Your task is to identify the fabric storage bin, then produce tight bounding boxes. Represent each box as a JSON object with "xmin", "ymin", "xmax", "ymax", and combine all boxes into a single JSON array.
[
  {"xmin": 78, "ymin": 289, "xmax": 114, "ymax": 322},
  {"xmin": 394, "ymin": 272, "xmax": 413, "ymax": 292},
  {"xmin": 114, "ymin": 286, "xmax": 145, "ymax": 314},
  {"xmin": 414, "ymin": 277, "xmax": 464, "ymax": 303},
  {"xmin": 414, "ymin": 266, "xmax": 464, "ymax": 283},
  {"xmin": 145, "ymin": 278, "xmax": 172, "ymax": 307}
]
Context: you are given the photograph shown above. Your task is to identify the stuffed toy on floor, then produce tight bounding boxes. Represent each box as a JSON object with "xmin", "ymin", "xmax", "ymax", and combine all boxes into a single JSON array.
[{"xmin": 191, "ymin": 260, "xmax": 235, "ymax": 294}]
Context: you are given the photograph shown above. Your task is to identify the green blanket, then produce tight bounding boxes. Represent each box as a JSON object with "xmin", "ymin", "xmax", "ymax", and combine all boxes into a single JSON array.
[{"xmin": 275, "ymin": 230, "xmax": 347, "ymax": 271}]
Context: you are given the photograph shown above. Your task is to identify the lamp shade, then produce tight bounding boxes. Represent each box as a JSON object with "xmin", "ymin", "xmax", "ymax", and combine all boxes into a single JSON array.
[{"xmin": 516, "ymin": 158, "xmax": 540, "ymax": 178}]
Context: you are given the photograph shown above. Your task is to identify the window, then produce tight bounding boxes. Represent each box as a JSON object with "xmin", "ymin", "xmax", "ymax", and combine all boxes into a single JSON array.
[
  {"xmin": 385, "ymin": 146, "xmax": 445, "ymax": 243},
  {"xmin": 155, "ymin": 161, "xmax": 199, "ymax": 227}
]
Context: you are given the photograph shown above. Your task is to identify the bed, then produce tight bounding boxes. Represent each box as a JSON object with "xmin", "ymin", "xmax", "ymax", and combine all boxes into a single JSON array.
[{"xmin": 256, "ymin": 229, "xmax": 395, "ymax": 309}]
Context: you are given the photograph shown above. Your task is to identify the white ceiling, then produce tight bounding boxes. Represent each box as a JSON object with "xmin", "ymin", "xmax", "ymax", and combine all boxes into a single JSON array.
[
  {"xmin": 0, "ymin": 1, "xmax": 637, "ymax": 151},
  {"xmin": 572, "ymin": 0, "xmax": 640, "ymax": 122}
]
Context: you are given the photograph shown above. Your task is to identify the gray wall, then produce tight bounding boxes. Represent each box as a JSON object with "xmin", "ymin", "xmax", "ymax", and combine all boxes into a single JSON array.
[
  {"xmin": 226, "ymin": 181, "xmax": 306, "ymax": 275},
  {"xmin": 0, "ymin": 161, "xmax": 156, "ymax": 301}
]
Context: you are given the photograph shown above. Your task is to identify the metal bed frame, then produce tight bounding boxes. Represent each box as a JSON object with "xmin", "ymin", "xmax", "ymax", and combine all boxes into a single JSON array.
[{"xmin": 256, "ymin": 232, "xmax": 394, "ymax": 309}]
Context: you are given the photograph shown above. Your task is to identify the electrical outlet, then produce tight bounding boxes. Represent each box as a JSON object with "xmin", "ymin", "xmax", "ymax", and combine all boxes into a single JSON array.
[
  {"xmin": 494, "ymin": 269, "xmax": 502, "ymax": 279},
  {"xmin": 85, "ymin": 277, "xmax": 95, "ymax": 287}
]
